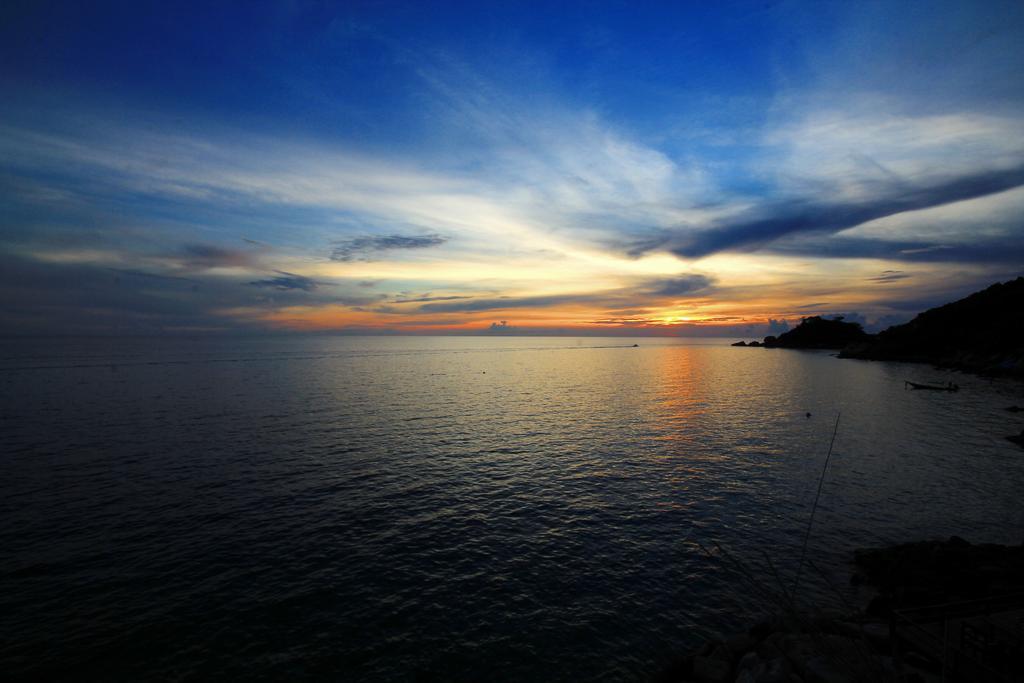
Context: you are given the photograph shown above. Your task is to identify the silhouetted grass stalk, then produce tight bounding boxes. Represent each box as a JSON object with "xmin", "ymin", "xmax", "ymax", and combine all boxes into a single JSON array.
[
  {"xmin": 683, "ymin": 413, "xmax": 901, "ymax": 681},
  {"xmin": 692, "ymin": 540, "xmax": 890, "ymax": 682},
  {"xmin": 792, "ymin": 412, "xmax": 841, "ymax": 596}
]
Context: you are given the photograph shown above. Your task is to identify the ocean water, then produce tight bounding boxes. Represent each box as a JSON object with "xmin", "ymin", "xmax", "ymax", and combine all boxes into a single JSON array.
[{"xmin": 2, "ymin": 335, "xmax": 1023, "ymax": 681}]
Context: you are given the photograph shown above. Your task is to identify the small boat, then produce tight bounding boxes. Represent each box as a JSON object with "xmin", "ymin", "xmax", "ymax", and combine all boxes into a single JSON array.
[{"xmin": 905, "ymin": 380, "xmax": 959, "ymax": 392}]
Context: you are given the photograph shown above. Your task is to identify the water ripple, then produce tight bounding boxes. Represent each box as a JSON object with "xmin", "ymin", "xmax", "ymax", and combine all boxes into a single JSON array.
[{"xmin": 2, "ymin": 336, "xmax": 1023, "ymax": 680}]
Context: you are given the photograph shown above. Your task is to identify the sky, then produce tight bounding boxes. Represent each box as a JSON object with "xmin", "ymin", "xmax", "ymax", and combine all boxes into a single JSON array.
[{"xmin": 1, "ymin": 0, "xmax": 1023, "ymax": 337}]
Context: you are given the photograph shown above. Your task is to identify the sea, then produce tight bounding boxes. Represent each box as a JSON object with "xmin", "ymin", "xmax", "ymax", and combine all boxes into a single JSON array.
[{"xmin": 2, "ymin": 336, "xmax": 1023, "ymax": 681}]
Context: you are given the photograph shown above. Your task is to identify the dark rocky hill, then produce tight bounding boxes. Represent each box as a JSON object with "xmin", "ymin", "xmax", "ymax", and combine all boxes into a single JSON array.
[
  {"xmin": 839, "ymin": 276, "xmax": 1024, "ymax": 376},
  {"xmin": 761, "ymin": 315, "xmax": 871, "ymax": 350}
]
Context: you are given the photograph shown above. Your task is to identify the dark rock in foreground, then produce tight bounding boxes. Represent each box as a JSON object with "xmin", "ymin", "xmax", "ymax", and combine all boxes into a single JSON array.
[
  {"xmin": 656, "ymin": 612, "xmax": 897, "ymax": 683},
  {"xmin": 853, "ymin": 536, "xmax": 1024, "ymax": 616},
  {"xmin": 762, "ymin": 316, "xmax": 871, "ymax": 350},
  {"xmin": 840, "ymin": 276, "xmax": 1024, "ymax": 377},
  {"xmin": 657, "ymin": 537, "xmax": 1024, "ymax": 682}
]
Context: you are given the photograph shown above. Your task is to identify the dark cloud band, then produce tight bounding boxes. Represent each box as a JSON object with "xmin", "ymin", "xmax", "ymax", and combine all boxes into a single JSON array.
[
  {"xmin": 330, "ymin": 234, "xmax": 447, "ymax": 262},
  {"xmin": 643, "ymin": 164, "xmax": 1024, "ymax": 259},
  {"xmin": 248, "ymin": 271, "xmax": 320, "ymax": 291},
  {"xmin": 417, "ymin": 274, "xmax": 715, "ymax": 313}
]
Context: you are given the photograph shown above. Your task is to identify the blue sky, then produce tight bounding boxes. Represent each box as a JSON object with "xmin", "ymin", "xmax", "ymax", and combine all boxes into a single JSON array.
[{"xmin": 2, "ymin": 1, "xmax": 1023, "ymax": 335}]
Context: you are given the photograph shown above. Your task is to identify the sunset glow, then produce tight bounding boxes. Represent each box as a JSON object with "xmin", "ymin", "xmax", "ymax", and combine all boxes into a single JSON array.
[
  {"xmin": 2, "ymin": 2, "xmax": 1022, "ymax": 336},
  {"xmin": 5, "ymin": 4, "xmax": 1024, "ymax": 680}
]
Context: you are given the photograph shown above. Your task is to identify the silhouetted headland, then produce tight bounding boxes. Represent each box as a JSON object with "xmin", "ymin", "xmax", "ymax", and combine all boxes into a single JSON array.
[
  {"xmin": 734, "ymin": 276, "xmax": 1024, "ymax": 378},
  {"xmin": 765, "ymin": 316, "xmax": 870, "ymax": 350},
  {"xmin": 840, "ymin": 276, "xmax": 1024, "ymax": 377},
  {"xmin": 732, "ymin": 315, "xmax": 869, "ymax": 349}
]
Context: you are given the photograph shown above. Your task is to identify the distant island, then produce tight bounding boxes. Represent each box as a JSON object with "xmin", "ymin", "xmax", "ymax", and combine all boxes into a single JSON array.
[
  {"xmin": 733, "ymin": 276, "xmax": 1024, "ymax": 377},
  {"xmin": 732, "ymin": 315, "xmax": 869, "ymax": 348}
]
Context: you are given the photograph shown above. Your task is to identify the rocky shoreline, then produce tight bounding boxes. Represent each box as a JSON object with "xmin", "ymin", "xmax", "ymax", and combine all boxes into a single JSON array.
[
  {"xmin": 733, "ymin": 277, "xmax": 1024, "ymax": 379},
  {"xmin": 657, "ymin": 537, "xmax": 1024, "ymax": 682},
  {"xmin": 839, "ymin": 278, "xmax": 1024, "ymax": 378},
  {"xmin": 656, "ymin": 614, "xmax": 896, "ymax": 683}
]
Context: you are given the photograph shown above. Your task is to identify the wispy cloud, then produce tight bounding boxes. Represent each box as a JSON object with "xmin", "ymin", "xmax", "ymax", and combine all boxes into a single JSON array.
[
  {"xmin": 416, "ymin": 274, "xmax": 716, "ymax": 313},
  {"xmin": 2, "ymin": 9, "xmax": 1023, "ymax": 336},
  {"xmin": 330, "ymin": 234, "xmax": 448, "ymax": 262},
  {"xmin": 248, "ymin": 271, "xmax": 320, "ymax": 291},
  {"xmin": 867, "ymin": 271, "xmax": 910, "ymax": 283},
  {"xmin": 181, "ymin": 243, "xmax": 256, "ymax": 270},
  {"xmin": 645, "ymin": 274, "xmax": 715, "ymax": 297},
  {"xmin": 763, "ymin": 236, "xmax": 1024, "ymax": 264},
  {"xmin": 387, "ymin": 294, "xmax": 472, "ymax": 303}
]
